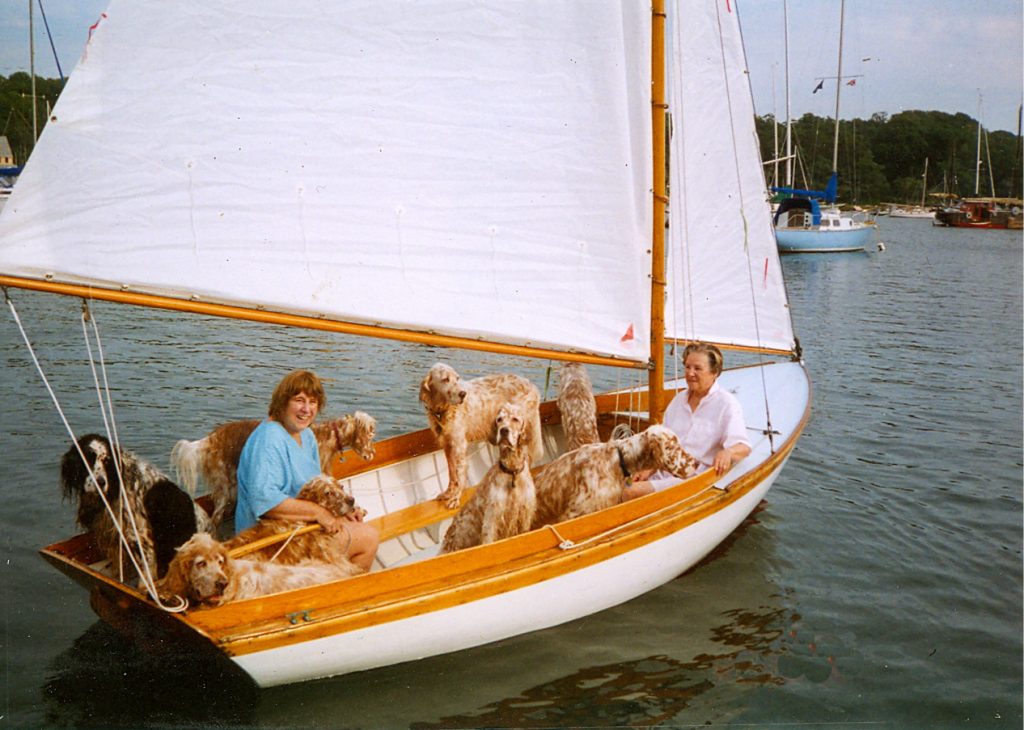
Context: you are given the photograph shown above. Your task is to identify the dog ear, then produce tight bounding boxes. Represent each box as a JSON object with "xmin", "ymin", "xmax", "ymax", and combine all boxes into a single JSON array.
[
  {"xmin": 156, "ymin": 543, "xmax": 191, "ymax": 602},
  {"xmin": 418, "ymin": 374, "xmax": 432, "ymax": 406},
  {"xmin": 60, "ymin": 444, "xmax": 89, "ymax": 500},
  {"xmin": 488, "ymin": 416, "xmax": 500, "ymax": 446}
]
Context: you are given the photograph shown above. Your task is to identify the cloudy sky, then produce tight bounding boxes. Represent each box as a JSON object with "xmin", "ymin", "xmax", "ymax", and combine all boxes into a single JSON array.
[{"xmin": 1, "ymin": 0, "xmax": 1022, "ymax": 133}]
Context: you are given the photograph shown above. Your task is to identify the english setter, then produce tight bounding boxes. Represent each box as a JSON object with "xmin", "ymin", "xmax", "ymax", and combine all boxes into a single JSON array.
[
  {"xmin": 531, "ymin": 425, "xmax": 700, "ymax": 528},
  {"xmin": 440, "ymin": 403, "xmax": 538, "ymax": 553},
  {"xmin": 557, "ymin": 362, "xmax": 600, "ymax": 451},
  {"xmin": 60, "ymin": 434, "xmax": 214, "ymax": 582},
  {"xmin": 157, "ymin": 532, "xmax": 354, "ymax": 608},
  {"xmin": 419, "ymin": 363, "xmax": 542, "ymax": 509},
  {"xmin": 224, "ymin": 474, "xmax": 365, "ymax": 571},
  {"xmin": 170, "ymin": 411, "xmax": 376, "ymax": 526}
]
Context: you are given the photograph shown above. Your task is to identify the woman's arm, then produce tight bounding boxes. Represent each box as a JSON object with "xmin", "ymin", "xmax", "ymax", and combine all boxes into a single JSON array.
[
  {"xmin": 262, "ymin": 497, "xmax": 345, "ymax": 533},
  {"xmin": 712, "ymin": 442, "xmax": 751, "ymax": 475}
]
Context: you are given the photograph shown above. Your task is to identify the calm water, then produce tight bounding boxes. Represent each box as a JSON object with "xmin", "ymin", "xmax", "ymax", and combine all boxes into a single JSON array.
[{"xmin": 1, "ymin": 217, "xmax": 1021, "ymax": 728}]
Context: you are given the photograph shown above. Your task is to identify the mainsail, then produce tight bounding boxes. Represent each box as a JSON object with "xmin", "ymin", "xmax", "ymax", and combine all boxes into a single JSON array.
[
  {"xmin": 0, "ymin": 1, "xmax": 652, "ymax": 363},
  {"xmin": 665, "ymin": 0, "xmax": 795, "ymax": 354}
]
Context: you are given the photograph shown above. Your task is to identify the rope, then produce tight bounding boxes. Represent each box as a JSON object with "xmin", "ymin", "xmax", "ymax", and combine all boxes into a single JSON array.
[
  {"xmin": 3, "ymin": 290, "xmax": 186, "ymax": 612},
  {"xmin": 544, "ymin": 481, "xmax": 720, "ymax": 552},
  {"xmin": 269, "ymin": 524, "xmax": 305, "ymax": 562},
  {"xmin": 711, "ymin": 1, "xmax": 778, "ymax": 452}
]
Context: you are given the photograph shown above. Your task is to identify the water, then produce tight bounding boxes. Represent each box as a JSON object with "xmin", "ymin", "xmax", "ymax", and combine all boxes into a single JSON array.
[{"xmin": 1, "ymin": 218, "xmax": 1021, "ymax": 728}]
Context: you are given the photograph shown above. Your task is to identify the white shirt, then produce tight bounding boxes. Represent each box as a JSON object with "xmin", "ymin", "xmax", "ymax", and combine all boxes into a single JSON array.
[{"xmin": 649, "ymin": 380, "xmax": 750, "ymax": 491}]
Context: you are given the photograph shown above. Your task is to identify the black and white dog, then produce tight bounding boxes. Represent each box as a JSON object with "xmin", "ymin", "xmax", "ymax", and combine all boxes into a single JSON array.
[{"xmin": 60, "ymin": 434, "xmax": 213, "ymax": 582}]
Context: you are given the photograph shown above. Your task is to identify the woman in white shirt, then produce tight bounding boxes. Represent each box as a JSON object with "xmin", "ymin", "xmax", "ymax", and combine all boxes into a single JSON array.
[{"xmin": 623, "ymin": 343, "xmax": 751, "ymax": 500}]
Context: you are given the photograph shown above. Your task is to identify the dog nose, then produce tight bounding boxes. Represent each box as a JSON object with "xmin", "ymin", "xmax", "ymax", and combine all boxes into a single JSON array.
[
  {"xmin": 215, "ymin": 578, "xmax": 227, "ymax": 593},
  {"xmin": 458, "ymin": 390, "xmax": 467, "ymax": 401}
]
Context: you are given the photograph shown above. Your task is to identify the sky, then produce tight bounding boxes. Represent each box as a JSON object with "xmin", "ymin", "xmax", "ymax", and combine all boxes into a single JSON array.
[{"xmin": 1, "ymin": 0, "xmax": 1022, "ymax": 133}]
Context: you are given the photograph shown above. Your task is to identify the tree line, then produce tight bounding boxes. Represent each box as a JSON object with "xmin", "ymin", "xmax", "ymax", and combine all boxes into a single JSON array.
[
  {"xmin": 755, "ymin": 109, "xmax": 1023, "ymax": 205},
  {"xmin": 0, "ymin": 72, "xmax": 64, "ymax": 165},
  {"xmin": 2, "ymin": 73, "xmax": 1021, "ymax": 205}
]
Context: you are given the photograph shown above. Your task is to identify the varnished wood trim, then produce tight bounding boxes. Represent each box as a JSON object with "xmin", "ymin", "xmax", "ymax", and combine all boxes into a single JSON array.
[{"xmin": 0, "ymin": 275, "xmax": 648, "ymax": 369}]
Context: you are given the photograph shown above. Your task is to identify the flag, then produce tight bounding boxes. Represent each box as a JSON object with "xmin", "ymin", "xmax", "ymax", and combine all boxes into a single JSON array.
[
  {"xmin": 846, "ymin": 79, "xmax": 857, "ymax": 86},
  {"xmin": 812, "ymin": 79, "xmax": 825, "ymax": 93}
]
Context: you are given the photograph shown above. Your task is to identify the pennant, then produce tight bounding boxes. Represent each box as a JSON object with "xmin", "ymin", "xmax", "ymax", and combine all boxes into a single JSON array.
[
  {"xmin": 812, "ymin": 79, "xmax": 825, "ymax": 94},
  {"xmin": 620, "ymin": 324, "xmax": 635, "ymax": 343}
]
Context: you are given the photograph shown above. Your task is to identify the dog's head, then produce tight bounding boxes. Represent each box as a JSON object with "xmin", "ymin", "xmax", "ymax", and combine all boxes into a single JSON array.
[
  {"xmin": 297, "ymin": 475, "xmax": 357, "ymax": 517},
  {"xmin": 642, "ymin": 425, "xmax": 699, "ymax": 479},
  {"xmin": 60, "ymin": 434, "xmax": 123, "ymax": 528},
  {"xmin": 419, "ymin": 363, "xmax": 466, "ymax": 412},
  {"xmin": 350, "ymin": 411, "xmax": 377, "ymax": 460},
  {"xmin": 158, "ymin": 533, "xmax": 230, "ymax": 607},
  {"xmin": 489, "ymin": 402, "xmax": 526, "ymax": 449}
]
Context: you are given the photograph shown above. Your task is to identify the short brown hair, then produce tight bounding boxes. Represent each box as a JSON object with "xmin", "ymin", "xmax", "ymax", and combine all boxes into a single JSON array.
[
  {"xmin": 268, "ymin": 370, "xmax": 326, "ymax": 419},
  {"xmin": 682, "ymin": 342, "xmax": 724, "ymax": 376}
]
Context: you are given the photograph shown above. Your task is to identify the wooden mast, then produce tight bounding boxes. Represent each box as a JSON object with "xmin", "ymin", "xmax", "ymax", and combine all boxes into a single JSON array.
[{"xmin": 649, "ymin": 0, "xmax": 667, "ymax": 422}]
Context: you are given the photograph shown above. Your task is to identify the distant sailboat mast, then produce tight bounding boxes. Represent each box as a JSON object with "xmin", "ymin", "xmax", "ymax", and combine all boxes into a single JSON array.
[
  {"xmin": 784, "ymin": 0, "xmax": 792, "ymax": 187},
  {"xmin": 831, "ymin": 0, "xmax": 846, "ymax": 174}
]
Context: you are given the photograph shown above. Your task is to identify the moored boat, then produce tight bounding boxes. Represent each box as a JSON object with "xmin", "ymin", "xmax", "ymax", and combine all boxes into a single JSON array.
[
  {"xmin": 933, "ymin": 197, "xmax": 1023, "ymax": 229},
  {"xmin": 771, "ymin": 0, "xmax": 874, "ymax": 254},
  {"xmin": 1, "ymin": 0, "xmax": 810, "ymax": 688}
]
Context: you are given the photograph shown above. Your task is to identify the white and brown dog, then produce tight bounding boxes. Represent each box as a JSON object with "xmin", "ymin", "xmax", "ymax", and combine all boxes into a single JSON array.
[
  {"xmin": 170, "ymin": 411, "xmax": 376, "ymax": 526},
  {"xmin": 224, "ymin": 474, "xmax": 366, "ymax": 570},
  {"xmin": 557, "ymin": 362, "xmax": 600, "ymax": 452},
  {"xmin": 531, "ymin": 425, "xmax": 699, "ymax": 528},
  {"xmin": 157, "ymin": 533, "xmax": 356, "ymax": 608},
  {"xmin": 441, "ymin": 403, "xmax": 538, "ymax": 553},
  {"xmin": 419, "ymin": 363, "xmax": 542, "ymax": 509},
  {"xmin": 60, "ymin": 433, "xmax": 214, "ymax": 582}
]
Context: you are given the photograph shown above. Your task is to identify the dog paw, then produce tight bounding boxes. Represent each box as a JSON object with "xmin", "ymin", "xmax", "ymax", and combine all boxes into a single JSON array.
[{"xmin": 437, "ymin": 488, "xmax": 462, "ymax": 510}]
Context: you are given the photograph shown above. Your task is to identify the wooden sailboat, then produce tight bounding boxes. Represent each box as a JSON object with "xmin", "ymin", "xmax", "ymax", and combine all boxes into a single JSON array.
[{"xmin": 0, "ymin": 0, "xmax": 810, "ymax": 688}]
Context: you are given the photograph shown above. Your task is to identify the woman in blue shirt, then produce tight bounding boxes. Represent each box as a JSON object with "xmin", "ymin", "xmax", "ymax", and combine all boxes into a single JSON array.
[{"xmin": 236, "ymin": 369, "xmax": 378, "ymax": 571}]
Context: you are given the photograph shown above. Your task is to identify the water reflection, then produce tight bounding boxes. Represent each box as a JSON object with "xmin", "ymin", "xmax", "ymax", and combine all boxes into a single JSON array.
[{"xmin": 43, "ymin": 622, "xmax": 257, "ymax": 728}]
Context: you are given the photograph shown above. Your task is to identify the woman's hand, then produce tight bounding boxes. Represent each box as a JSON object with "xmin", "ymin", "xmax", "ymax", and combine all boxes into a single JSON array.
[
  {"xmin": 314, "ymin": 510, "xmax": 344, "ymax": 534},
  {"xmin": 621, "ymin": 481, "xmax": 655, "ymax": 502},
  {"xmin": 712, "ymin": 443, "xmax": 752, "ymax": 476},
  {"xmin": 712, "ymin": 449, "xmax": 733, "ymax": 476}
]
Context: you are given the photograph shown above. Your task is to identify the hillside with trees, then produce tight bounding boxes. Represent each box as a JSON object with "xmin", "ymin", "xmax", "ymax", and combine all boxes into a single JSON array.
[
  {"xmin": 756, "ymin": 109, "xmax": 1022, "ymax": 205},
  {"xmin": 2, "ymin": 74, "xmax": 1021, "ymax": 207}
]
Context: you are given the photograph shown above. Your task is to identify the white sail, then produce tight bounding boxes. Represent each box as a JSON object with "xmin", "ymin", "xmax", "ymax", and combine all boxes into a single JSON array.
[
  {"xmin": 0, "ymin": 1, "xmax": 652, "ymax": 362},
  {"xmin": 665, "ymin": 0, "xmax": 795, "ymax": 353}
]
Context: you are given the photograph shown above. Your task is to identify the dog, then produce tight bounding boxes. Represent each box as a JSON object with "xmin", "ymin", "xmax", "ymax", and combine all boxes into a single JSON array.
[
  {"xmin": 170, "ymin": 411, "xmax": 376, "ymax": 526},
  {"xmin": 157, "ymin": 532, "xmax": 354, "ymax": 608},
  {"xmin": 557, "ymin": 362, "xmax": 600, "ymax": 451},
  {"xmin": 440, "ymin": 403, "xmax": 538, "ymax": 553},
  {"xmin": 60, "ymin": 434, "xmax": 214, "ymax": 582},
  {"xmin": 531, "ymin": 425, "xmax": 700, "ymax": 528},
  {"xmin": 419, "ymin": 363, "xmax": 542, "ymax": 509},
  {"xmin": 223, "ymin": 475, "xmax": 366, "ymax": 570}
]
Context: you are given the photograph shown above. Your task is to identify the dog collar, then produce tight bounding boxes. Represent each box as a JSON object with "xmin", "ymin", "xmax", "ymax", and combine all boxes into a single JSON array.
[
  {"xmin": 616, "ymin": 446, "xmax": 630, "ymax": 478},
  {"xmin": 498, "ymin": 460, "xmax": 524, "ymax": 477}
]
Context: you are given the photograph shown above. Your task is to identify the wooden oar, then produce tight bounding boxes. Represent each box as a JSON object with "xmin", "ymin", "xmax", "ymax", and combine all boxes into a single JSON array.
[{"xmin": 227, "ymin": 524, "xmax": 323, "ymax": 558}]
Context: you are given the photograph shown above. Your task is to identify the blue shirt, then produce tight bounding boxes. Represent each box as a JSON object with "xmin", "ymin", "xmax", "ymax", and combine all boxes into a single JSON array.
[{"xmin": 235, "ymin": 419, "xmax": 321, "ymax": 531}]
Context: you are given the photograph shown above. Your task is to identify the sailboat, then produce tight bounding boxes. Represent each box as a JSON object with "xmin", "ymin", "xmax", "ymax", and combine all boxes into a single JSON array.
[
  {"xmin": 772, "ymin": 0, "xmax": 875, "ymax": 253},
  {"xmin": 0, "ymin": 0, "xmax": 810, "ymax": 688},
  {"xmin": 887, "ymin": 158, "xmax": 936, "ymax": 219},
  {"xmin": 934, "ymin": 114, "xmax": 1024, "ymax": 229}
]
